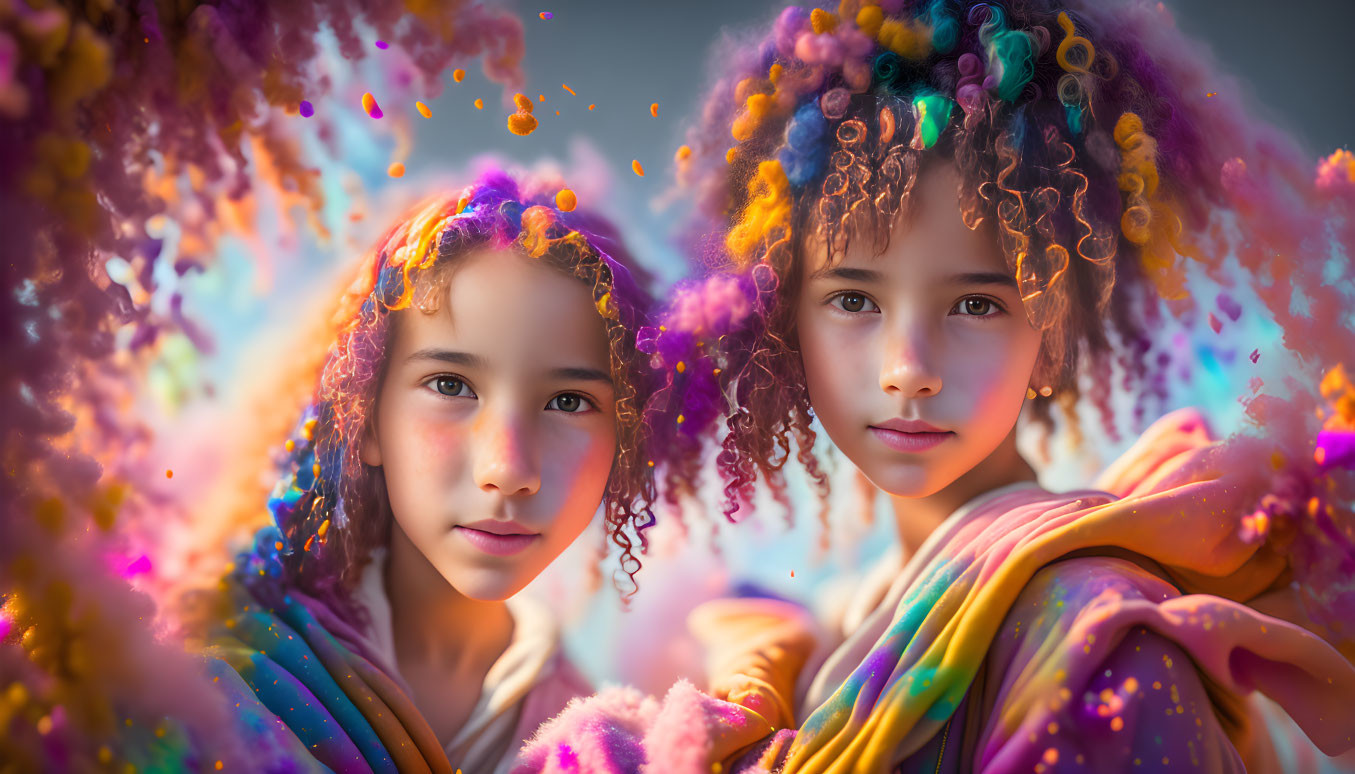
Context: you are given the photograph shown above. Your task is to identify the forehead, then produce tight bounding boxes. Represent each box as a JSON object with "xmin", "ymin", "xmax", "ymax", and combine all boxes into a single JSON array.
[
  {"xmin": 390, "ymin": 248, "xmax": 610, "ymax": 366},
  {"xmin": 804, "ymin": 161, "xmax": 1009, "ymax": 277}
]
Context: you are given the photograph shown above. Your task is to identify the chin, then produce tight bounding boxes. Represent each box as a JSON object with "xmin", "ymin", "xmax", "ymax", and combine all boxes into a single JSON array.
[
  {"xmin": 442, "ymin": 563, "xmax": 534, "ymax": 602},
  {"xmin": 859, "ymin": 460, "xmax": 949, "ymax": 499}
]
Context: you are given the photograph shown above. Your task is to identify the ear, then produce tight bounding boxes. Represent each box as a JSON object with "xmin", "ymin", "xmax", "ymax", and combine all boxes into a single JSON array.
[{"xmin": 359, "ymin": 418, "xmax": 382, "ymax": 467}]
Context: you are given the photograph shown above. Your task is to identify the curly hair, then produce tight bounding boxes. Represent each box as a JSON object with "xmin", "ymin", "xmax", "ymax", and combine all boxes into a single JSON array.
[
  {"xmin": 252, "ymin": 168, "xmax": 660, "ymax": 619},
  {"xmin": 655, "ymin": 0, "xmax": 1355, "ymax": 517}
]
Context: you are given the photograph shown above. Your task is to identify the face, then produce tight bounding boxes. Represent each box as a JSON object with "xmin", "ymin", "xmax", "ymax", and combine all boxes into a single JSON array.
[
  {"xmin": 361, "ymin": 248, "xmax": 617, "ymax": 601},
  {"xmin": 795, "ymin": 161, "xmax": 1042, "ymax": 498}
]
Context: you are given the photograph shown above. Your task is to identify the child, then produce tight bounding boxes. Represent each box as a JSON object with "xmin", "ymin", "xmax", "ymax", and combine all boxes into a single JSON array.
[
  {"xmin": 516, "ymin": 1, "xmax": 1355, "ymax": 771},
  {"xmin": 196, "ymin": 167, "xmax": 661, "ymax": 773}
]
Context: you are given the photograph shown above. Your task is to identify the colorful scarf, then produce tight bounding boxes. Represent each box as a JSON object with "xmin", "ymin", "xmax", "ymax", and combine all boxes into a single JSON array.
[
  {"xmin": 516, "ymin": 408, "xmax": 1355, "ymax": 773},
  {"xmin": 203, "ymin": 532, "xmax": 460, "ymax": 774}
]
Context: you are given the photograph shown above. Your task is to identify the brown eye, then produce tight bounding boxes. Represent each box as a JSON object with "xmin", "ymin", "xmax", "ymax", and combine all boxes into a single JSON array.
[
  {"xmin": 832, "ymin": 292, "xmax": 876, "ymax": 313},
  {"xmin": 432, "ymin": 377, "xmax": 474, "ymax": 397},
  {"xmin": 956, "ymin": 297, "xmax": 995, "ymax": 316}
]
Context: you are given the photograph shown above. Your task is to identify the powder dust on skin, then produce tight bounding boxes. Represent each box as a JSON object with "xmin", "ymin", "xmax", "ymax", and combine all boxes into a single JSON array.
[
  {"xmin": 361, "ymin": 247, "xmax": 618, "ymax": 744},
  {"xmin": 795, "ymin": 161, "xmax": 1041, "ymax": 554}
]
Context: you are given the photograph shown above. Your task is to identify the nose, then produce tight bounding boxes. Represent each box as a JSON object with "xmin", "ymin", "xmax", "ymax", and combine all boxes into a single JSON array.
[
  {"xmin": 879, "ymin": 323, "xmax": 942, "ymax": 398},
  {"xmin": 472, "ymin": 408, "xmax": 541, "ymax": 497}
]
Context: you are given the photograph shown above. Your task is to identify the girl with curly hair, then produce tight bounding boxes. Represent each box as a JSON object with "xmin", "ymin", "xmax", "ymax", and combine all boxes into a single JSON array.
[
  {"xmin": 515, "ymin": 1, "xmax": 1355, "ymax": 772},
  {"xmin": 193, "ymin": 167, "xmax": 662, "ymax": 773}
]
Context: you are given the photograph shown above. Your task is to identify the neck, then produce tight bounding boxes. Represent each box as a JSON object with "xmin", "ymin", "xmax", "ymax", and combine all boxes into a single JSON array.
[
  {"xmin": 383, "ymin": 524, "xmax": 514, "ymax": 685},
  {"xmin": 889, "ymin": 425, "xmax": 1037, "ymax": 557}
]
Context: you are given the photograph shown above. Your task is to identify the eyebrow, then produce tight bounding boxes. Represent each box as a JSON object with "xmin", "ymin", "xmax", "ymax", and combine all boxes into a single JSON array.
[
  {"xmin": 809, "ymin": 266, "xmax": 883, "ymax": 282},
  {"xmin": 406, "ymin": 348, "xmax": 488, "ymax": 368},
  {"xmin": 946, "ymin": 271, "xmax": 1019, "ymax": 289},
  {"xmin": 406, "ymin": 349, "xmax": 612, "ymax": 386},
  {"xmin": 809, "ymin": 266, "xmax": 1018, "ymax": 289},
  {"xmin": 551, "ymin": 367, "xmax": 613, "ymax": 386}
]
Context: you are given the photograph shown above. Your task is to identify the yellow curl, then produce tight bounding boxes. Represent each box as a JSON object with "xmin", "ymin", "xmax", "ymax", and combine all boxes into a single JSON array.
[
  {"xmin": 726, "ymin": 160, "xmax": 792, "ymax": 265},
  {"xmin": 1055, "ymin": 12, "xmax": 1095, "ymax": 75},
  {"xmin": 855, "ymin": 5, "xmax": 885, "ymax": 39},
  {"xmin": 810, "ymin": 8, "xmax": 838, "ymax": 34},
  {"xmin": 732, "ymin": 92, "xmax": 774, "ymax": 142},
  {"xmin": 877, "ymin": 17, "xmax": 931, "ymax": 59}
]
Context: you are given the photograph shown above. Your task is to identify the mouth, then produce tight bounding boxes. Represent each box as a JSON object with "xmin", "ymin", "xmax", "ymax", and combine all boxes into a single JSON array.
[
  {"xmin": 454, "ymin": 520, "xmax": 540, "ymax": 557},
  {"xmin": 868, "ymin": 418, "xmax": 954, "ymax": 453}
]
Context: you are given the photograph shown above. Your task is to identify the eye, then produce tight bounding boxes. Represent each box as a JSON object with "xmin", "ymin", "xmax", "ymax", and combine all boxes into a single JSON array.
[
  {"xmin": 951, "ymin": 296, "xmax": 1003, "ymax": 317},
  {"xmin": 546, "ymin": 393, "xmax": 593, "ymax": 413},
  {"xmin": 829, "ymin": 292, "xmax": 878, "ymax": 314},
  {"xmin": 429, "ymin": 376, "xmax": 476, "ymax": 398}
]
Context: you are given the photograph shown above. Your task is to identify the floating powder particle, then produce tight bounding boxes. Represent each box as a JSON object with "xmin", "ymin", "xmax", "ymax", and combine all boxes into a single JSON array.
[
  {"xmin": 362, "ymin": 92, "xmax": 383, "ymax": 118},
  {"xmin": 388, "ymin": 162, "xmax": 405, "ymax": 178}
]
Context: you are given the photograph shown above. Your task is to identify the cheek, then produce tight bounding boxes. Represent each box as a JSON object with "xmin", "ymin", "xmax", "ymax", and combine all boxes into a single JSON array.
[
  {"xmin": 799, "ymin": 315, "xmax": 871, "ymax": 423},
  {"xmin": 540, "ymin": 422, "xmax": 616, "ymax": 508},
  {"xmin": 381, "ymin": 401, "xmax": 471, "ymax": 495},
  {"xmin": 953, "ymin": 327, "xmax": 1040, "ymax": 420}
]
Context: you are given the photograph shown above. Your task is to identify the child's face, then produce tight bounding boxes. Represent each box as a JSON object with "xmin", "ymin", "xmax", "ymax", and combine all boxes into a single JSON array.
[
  {"xmin": 795, "ymin": 161, "xmax": 1042, "ymax": 499},
  {"xmin": 362, "ymin": 248, "xmax": 618, "ymax": 601}
]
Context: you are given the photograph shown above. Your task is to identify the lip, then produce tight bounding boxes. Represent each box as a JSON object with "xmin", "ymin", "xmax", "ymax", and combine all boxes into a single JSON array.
[
  {"xmin": 872, "ymin": 417, "xmax": 948, "ymax": 434},
  {"xmin": 454, "ymin": 520, "xmax": 540, "ymax": 557},
  {"xmin": 868, "ymin": 418, "xmax": 954, "ymax": 454}
]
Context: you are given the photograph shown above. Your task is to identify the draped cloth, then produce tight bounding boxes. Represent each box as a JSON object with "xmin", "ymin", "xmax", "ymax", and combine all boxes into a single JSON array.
[
  {"xmin": 514, "ymin": 408, "xmax": 1355, "ymax": 773},
  {"xmin": 206, "ymin": 542, "xmax": 588, "ymax": 774}
]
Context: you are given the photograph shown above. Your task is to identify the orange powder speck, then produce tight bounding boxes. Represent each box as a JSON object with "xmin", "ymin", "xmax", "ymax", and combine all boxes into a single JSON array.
[
  {"xmin": 632, "ymin": 159, "xmax": 645, "ymax": 176},
  {"xmin": 725, "ymin": 147, "xmax": 737, "ymax": 164},
  {"xmin": 415, "ymin": 101, "xmax": 431, "ymax": 118},
  {"xmin": 790, "ymin": 570, "xmax": 795, "ymax": 578},
  {"xmin": 1206, "ymin": 92, "xmax": 1217, "ymax": 97},
  {"xmin": 1111, "ymin": 716, "xmax": 1124, "ymax": 731},
  {"xmin": 675, "ymin": 144, "xmax": 692, "ymax": 161},
  {"xmin": 555, "ymin": 110, "xmax": 560, "ymax": 115},
  {"xmin": 539, "ymin": 94, "xmax": 545, "ymax": 101},
  {"xmin": 474, "ymin": 98, "xmax": 484, "ymax": 110},
  {"xmin": 1043, "ymin": 749, "xmax": 1059, "ymax": 765},
  {"xmin": 387, "ymin": 162, "xmax": 405, "ymax": 178},
  {"xmin": 555, "ymin": 189, "xmax": 578, "ymax": 212},
  {"xmin": 508, "ymin": 113, "xmax": 539, "ymax": 136},
  {"xmin": 513, "ymin": 93, "xmax": 534, "ymax": 113},
  {"xmin": 562, "ymin": 84, "xmax": 576, "ymax": 95},
  {"xmin": 650, "ymin": 103, "xmax": 659, "ymax": 117},
  {"xmin": 284, "ymin": 439, "xmax": 295, "ymax": 452},
  {"xmin": 215, "ymin": 762, "xmax": 223, "ymax": 771},
  {"xmin": 588, "ymin": 103, "xmax": 595, "ymax": 110},
  {"xmin": 165, "ymin": 469, "xmax": 173, "ymax": 479},
  {"xmin": 453, "ymin": 69, "xmax": 466, "ymax": 83}
]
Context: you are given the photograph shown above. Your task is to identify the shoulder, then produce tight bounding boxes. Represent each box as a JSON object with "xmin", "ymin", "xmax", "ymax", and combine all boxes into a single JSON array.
[{"xmin": 974, "ymin": 556, "xmax": 1247, "ymax": 772}]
